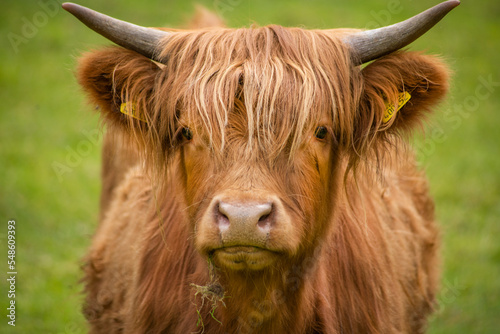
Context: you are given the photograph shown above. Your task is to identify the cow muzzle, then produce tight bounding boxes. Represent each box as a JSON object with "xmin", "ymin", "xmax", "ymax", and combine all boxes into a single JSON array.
[
  {"xmin": 217, "ymin": 201, "xmax": 273, "ymax": 244},
  {"xmin": 197, "ymin": 194, "xmax": 294, "ymax": 271}
]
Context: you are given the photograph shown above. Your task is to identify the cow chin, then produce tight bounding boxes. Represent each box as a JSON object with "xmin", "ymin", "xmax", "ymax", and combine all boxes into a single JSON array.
[{"xmin": 211, "ymin": 246, "xmax": 280, "ymax": 271}]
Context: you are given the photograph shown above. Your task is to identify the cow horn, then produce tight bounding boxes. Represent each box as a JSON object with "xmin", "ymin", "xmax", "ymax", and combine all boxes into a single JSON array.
[
  {"xmin": 343, "ymin": 0, "xmax": 460, "ymax": 65},
  {"xmin": 62, "ymin": 2, "xmax": 170, "ymax": 61}
]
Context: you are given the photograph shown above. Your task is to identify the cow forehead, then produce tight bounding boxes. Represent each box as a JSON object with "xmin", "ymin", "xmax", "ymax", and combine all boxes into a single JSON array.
[{"xmin": 156, "ymin": 25, "xmax": 359, "ymax": 155}]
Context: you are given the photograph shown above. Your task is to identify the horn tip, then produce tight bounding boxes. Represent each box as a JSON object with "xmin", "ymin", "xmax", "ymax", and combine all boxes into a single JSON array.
[
  {"xmin": 437, "ymin": 1, "xmax": 461, "ymax": 19},
  {"xmin": 440, "ymin": 0, "xmax": 460, "ymax": 12},
  {"xmin": 62, "ymin": 3, "xmax": 89, "ymax": 18},
  {"xmin": 445, "ymin": 0, "xmax": 461, "ymax": 9},
  {"xmin": 62, "ymin": 2, "xmax": 78, "ymax": 12}
]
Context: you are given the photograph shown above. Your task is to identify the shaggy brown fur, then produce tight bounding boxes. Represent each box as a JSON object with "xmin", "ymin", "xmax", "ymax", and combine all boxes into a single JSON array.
[{"xmin": 76, "ymin": 12, "xmax": 449, "ymax": 334}]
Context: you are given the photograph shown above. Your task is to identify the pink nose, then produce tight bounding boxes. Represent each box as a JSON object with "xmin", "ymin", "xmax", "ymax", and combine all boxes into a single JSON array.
[{"xmin": 216, "ymin": 202, "xmax": 274, "ymax": 245}]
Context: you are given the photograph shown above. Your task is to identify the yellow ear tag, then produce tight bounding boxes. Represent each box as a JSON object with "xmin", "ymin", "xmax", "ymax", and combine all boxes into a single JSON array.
[
  {"xmin": 120, "ymin": 102, "xmax": 147, "ymax": 122},
  {"xmin": 383, "ymin": 91, "xmax": 411, "ymax": 124}
]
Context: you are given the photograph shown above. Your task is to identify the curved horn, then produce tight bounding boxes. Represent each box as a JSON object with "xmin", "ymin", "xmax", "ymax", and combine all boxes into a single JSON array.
[
  {"xmin": 62, "ymin": 2, "xmax": 170, "ymax": 60},
  {"xmin": 344, "ymin": 0, "xmax": 460, "ymax": 65}
]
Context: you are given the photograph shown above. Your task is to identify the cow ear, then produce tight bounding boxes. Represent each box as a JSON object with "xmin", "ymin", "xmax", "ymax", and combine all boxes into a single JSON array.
[
  {"xmin": 353, "ymin": 51, "xmax": 449, "ymax": 156},
  {"xmin": 77, "ymin": 47, "xmax": 161, "ymax": 130}
]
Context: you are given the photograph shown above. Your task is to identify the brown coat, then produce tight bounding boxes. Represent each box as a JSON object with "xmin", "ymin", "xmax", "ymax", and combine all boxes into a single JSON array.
[{"xmin": 77, "ymin": 23, "xmax": 449, "ymax": 334}]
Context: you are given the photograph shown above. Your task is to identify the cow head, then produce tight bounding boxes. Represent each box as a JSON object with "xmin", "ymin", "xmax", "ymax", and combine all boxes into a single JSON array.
[{"xmin": 68, "ymin": 2, "xmax": 455, "ymax": 272}]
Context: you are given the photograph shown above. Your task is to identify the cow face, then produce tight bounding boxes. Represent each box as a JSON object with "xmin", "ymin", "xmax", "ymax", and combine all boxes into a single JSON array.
[
  {"xmin": 152, "ymin": 29, "xmax": 358, "ymax": 272},
  {"xmin": 78, "ymin": 27, "xmax": 448, "ymax": 273},
  {"xmin": 180, "ymin": 114, "xmax": 339, "ymax": 271}
]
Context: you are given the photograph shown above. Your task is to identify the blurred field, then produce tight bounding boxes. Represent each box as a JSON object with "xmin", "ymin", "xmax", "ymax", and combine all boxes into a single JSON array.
[{"xmin": 1, "ymin": 0, "xmax": 499, "ymax": 333}]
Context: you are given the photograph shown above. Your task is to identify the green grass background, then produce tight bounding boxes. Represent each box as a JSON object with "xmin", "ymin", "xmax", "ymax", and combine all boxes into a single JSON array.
[{"xmin": 1, "ymin": 0, "xmax": 498, "ymax": 333}]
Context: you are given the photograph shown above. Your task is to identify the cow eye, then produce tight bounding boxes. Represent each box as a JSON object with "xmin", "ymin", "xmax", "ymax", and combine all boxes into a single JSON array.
[
  {"xmin": 314, "ymin": 126, "xmax": 328, "ymax": 140},
  {"xmin": 181, "ymin": 127, "xmax": 193, "ymax": 141}
]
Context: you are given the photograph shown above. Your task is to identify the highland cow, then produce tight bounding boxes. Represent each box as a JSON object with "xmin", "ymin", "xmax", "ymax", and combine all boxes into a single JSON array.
[{"xmin": 63, "ymin": 1, "xmax": 459, "ymax": 333}]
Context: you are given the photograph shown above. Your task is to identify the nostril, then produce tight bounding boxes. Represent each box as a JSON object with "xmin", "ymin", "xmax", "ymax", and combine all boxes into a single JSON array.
[
  {"xmin": 257, "ymin": 218, "xmax": 271, "ymax": 231},
  {"xmin": 256, "ymin": 204, "xmax": 273, "ymax": 231},
  {"xmin": 216, "ymin": 203, "xmax": 230, "ymax": 231},
  {"xmin": 220, "ymin": 212, "xmax": 229, "ymax": 222},
  {"xmin": 258, "ymin": 213, "xmax": 270, "ymax": 222}
]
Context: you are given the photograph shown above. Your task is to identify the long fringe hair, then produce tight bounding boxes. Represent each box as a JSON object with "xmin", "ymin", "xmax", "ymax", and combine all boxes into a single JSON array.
[{"xmin": 116, "ymin": 26, "xmax": 362, "ymax": 169}]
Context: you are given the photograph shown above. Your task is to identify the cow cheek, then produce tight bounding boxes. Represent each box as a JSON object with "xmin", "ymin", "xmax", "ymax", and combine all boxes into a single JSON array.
[
  {"xmin": 315, "ymin": 143, "xmax": 332, "ymax": 182},
  {"xmin": 294, "ymin": 145, "xmax": 335, "ymax": 239},
  {"xmin": 181, "ymin": 144, "xmax": 213, "ymax": 220},
  {"xmin": 318, "ymin": 143, "xmax": 342, "ymax": 204}
]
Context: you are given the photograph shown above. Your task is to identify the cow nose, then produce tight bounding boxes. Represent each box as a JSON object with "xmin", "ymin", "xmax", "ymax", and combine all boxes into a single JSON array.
[{"xmin": 217, "ymin": 202, "xmax": 274, "ymax": 233}]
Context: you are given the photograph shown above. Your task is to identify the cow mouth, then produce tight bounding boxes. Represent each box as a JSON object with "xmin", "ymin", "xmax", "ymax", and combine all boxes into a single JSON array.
[{"xmin": 211, "ymin": 246, "xmax": 279, "ymax": 271}]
